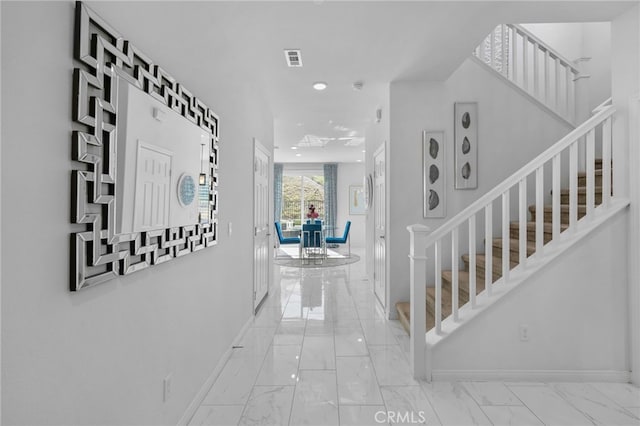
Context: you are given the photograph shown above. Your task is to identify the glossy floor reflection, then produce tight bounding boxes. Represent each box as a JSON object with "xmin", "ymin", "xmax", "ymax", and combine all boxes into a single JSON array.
[{"xmin": 190, "ymin": 250, "xmax": 640, "ymax": 426}]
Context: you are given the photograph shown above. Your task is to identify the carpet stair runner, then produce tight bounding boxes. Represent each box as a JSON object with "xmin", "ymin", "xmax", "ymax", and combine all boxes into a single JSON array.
[{"xmin": 396, "ymin": 159, "xmax": 609, "ymax": 335}]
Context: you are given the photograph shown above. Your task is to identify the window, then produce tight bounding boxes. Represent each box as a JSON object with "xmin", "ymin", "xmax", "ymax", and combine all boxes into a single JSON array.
[{"xmin": 281, "ymin": 171, "xmax": 324, "ymax": 229}]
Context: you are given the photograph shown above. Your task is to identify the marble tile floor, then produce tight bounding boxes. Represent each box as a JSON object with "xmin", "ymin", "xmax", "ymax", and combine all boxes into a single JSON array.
[{"xmin": 189, "ymin": 250, "xmax": 640, "ymax": 426}]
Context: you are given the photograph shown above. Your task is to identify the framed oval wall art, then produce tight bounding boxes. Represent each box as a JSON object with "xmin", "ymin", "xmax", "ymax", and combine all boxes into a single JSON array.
[
  {"xmin": 454, "ymin": 102, "xmax": 478, "ymax": 189},
  {"xmin": 423, "ymin": 131, "xmax": 445, "ymax": 218}
]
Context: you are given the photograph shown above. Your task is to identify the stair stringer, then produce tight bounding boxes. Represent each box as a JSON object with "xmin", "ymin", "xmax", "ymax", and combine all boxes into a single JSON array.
[{"xmin": 424, "ymin": 199, "xmax": 630, "ymax": 382}]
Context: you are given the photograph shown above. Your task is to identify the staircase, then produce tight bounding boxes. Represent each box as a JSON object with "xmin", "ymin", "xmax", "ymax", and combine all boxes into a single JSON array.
[
  {"xmin": 394, "ymin": 22, "xmax": 631, "ymax": 380},
  {"xmin": 400, "ymin": 99, "xmax": 627, "ymax": 380},
  {"xmin": 396, "ymin": 160, "xmax": 607, "ymax": 335}
]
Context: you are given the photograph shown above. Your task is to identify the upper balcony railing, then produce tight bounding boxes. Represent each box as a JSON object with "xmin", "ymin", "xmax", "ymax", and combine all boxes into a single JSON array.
[{"xmin": 473, "ymin": 24, "xmax": 587, "ymax": 126}]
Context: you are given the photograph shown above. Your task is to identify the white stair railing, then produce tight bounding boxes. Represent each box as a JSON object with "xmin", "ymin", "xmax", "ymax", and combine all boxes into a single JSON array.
[
  {"xmin": 408, "ymin": 105, "xmax": 616, "ymax": 379},
  {"xmin": 474, "ymin": 24, "xmax": 586, "ymax": 125},
  {"xmin": 592, "ymin": 97, "xmax": 612, "ymax": 114}
]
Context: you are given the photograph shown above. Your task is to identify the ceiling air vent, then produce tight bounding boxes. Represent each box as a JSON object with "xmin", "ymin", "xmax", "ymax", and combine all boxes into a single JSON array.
[{"xmin": 284, "ymin": 49, "xmax": 302, "ymax": 67}]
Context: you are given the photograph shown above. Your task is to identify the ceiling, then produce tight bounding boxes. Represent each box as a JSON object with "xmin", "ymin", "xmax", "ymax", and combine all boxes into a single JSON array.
[{"xmin": 90, "ymin": 1, "xmax": 636, "ymax": 164}]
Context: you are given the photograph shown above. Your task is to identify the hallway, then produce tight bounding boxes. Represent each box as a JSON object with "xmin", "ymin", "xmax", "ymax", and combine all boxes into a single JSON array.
[{"xmin": 187, "ymin": 251, "xmax": 640, "ymax": 425}]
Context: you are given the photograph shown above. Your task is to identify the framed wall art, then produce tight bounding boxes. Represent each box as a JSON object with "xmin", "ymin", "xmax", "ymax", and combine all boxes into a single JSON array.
[
  {"xmin": 454, "ymin": 102, "xmax": 478, "ymax": 189},
  {"xmin": 363, "ymin": 173, "xmax": 373, "ymax": 211},
  {"xmin": 423, "ymin": 131, "xmax": 445, "ymax": 218},
  {"xmin": 349, "ymin": 185, "xmax": 366, "ymax": 215}
]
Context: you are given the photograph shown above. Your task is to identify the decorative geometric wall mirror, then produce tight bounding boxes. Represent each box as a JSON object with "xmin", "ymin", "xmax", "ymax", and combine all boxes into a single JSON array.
[{"xmin": 71, "ymin": 2, "xmax": 219, "ymax": 291}]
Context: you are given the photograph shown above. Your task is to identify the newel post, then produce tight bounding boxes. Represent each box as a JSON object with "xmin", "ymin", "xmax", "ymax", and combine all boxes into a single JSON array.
[{"xmin": 407, "ymin": 224, "xmax": 430, "ymax": 379}]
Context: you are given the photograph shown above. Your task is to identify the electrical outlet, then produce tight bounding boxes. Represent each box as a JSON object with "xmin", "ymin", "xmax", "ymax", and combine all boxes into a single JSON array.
[
  {"xmin": 163, "ymin": 374, "xmax": 172, "ymax": 402},
  {"xmin": 519, "ymin": 324, "xmax": 530, "ymax": 342}
]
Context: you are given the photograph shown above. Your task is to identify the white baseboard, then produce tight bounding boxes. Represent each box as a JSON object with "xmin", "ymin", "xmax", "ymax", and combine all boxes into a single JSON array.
[
  {"xmin": 177, "ymin": 316, "xmax": 254, "ymax": 426},
  {"xmin": 431, "ymin": 369, "xmax": 631, "ymax": 383}
]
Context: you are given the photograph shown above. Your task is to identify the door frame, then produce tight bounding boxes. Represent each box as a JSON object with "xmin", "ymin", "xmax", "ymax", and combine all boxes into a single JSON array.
[
  {"xmin": 373, "ymin": 143, "xmax": 389, "ymax": 316},
  {"xmin": 253, "ymin": 138, "xmax": 273, "ymax": 313}
]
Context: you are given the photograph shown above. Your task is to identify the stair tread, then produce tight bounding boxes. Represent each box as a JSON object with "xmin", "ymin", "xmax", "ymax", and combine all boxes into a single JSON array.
[
  {"xmin": 426, "ymin": 286, "xmax": 455, "ymax": 315},
  {"xmin": 509, "ymin": 221, "xmax": 569, "ymax": 232},
  {"xmin": 493, "ymin": 237, "xmax": 536, "ymax": 249},
  {"xmin": 461, "ymin": 253, "xmax": 518, "ymax": 272},
  {"xmin": 577, "ymin": 169, "xmax": 603, "ymax": 178},
  {"xmin": 441, "ymin": 270, "xmax": 487, "ymax": 294},
  {"xmin": 529, "ymin": 204, "xmax": 587, "ymax": 213},
  {"xmin": 462, "ymin": 252, "xmax": 517, "ymax": 264},
  {"xmin": 492, "ymin": 238, "xmax": 537, "ymax": 258},
  {"xmin": 560, "ymin": 186, "xmax": 603, "ymax": 195}
]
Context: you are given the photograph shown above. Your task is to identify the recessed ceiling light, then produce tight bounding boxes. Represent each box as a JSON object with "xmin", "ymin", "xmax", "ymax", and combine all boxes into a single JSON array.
[
  {"xmin": 313, "ymin": 81, "xmax": 328, "ymax": 91},
  {"xmin": 362, "ymin": 150, "xmax": 366, "ymax": 153},
  {"xmin": 296, "ymin": 154, "xmax": 302, "ymax": 157},
  {"xmin": 291, "ymin": 147, "xmax": 298, "ymax": 150},
  {"xmin": 357, "ymin": 160, "xmax": 362, "ymax": 162}
]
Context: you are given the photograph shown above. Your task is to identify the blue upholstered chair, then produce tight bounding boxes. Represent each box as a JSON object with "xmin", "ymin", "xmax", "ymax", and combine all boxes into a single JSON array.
[
  {"xmin": 326, "ymin": 221, "xmax": 351, "ymax": 257},
  {"xmin": 275, "ymin": 222, "xmax": 300, "ymax": 254}
]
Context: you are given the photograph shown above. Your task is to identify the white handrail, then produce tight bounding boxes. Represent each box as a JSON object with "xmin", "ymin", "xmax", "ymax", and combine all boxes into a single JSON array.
[
  {"xmin": 511, "ymin": 24, "xmax": 580, "ymax": 74},
  {"xmin": 592, "ymin": 97, "xmax": 613, "ymax": 114},
  {"xmin": 423, "ymin": 105, "xmax": 614, "ymax": 248}
]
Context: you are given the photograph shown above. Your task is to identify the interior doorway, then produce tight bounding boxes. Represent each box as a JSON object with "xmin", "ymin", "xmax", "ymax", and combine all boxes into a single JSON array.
[
  {"xmin": 373, "ymin": 144, "xmax": 386, "ymax": 311},
  {"xmin": 253, "ymin": 139, "xmax": 271, "ymax": 313}
]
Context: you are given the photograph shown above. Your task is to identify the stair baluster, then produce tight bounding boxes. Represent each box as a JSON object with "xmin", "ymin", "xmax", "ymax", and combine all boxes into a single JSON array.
[
  {"xmin": 485, "ymin": 204, "xmax": 493, "ymax": 296},
  {"xmin": 603, "ymin": 119, "xmax": 612, "ymax": 207},
  {"xmin": 535, "ymin": 167, "xmax": 545, "ymax": 255},
  {"xmin": 569, "ymin": 142, "xmax": 579, "ymax": 229},
  {"xmin": 468, "ymin": 216, "xmax": 477, "ymax": 308},
  {"xmin": 552, "ymin": 154, "xmax": 562, "ymax": 239},
  {"xmin": 586, "ymin": 129, "xmax": 596, "ymax": 216},
  {"xmin": 519, "ymin": 179, "xmax": 528, "ymax": 267},
  {"xmin": 434, "ymin": 239, "xmax": 442, "ymax": 335},
  {"xmin": 451, "ymin": 229, "xmax": 460, "ymax": 322}
]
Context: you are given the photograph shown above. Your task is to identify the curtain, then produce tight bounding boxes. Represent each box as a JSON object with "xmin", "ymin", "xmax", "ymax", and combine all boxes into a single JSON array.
[
  {"xmin": 323, "ymin": 163, "xmax": 338, "ymax": 238},
  {"xmin": 274, "ymin": 163, "xmax": 283, "ymax": 223}
]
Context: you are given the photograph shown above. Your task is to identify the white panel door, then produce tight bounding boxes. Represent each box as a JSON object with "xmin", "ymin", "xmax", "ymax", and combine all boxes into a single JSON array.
[
  {"xmin": 374, "ymin": 145, "xmax": 386, "ymax": 310},
  {"xmin": 134, "ymin": 142, "xmax": 172, "ymax": 232},
  {"xmin": 254, "ymin": 139, "xmax": 271, "ymax": 313}
]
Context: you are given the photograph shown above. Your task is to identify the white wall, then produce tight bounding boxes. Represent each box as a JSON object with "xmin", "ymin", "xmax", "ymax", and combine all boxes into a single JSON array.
[
  {"xmin": 522, "ymin": 22, "xmax": 612, "ymax": 112},
  {"xmin": 337, "ymin": 163, "xmax": 365, "ymax": 248},
  {"xmin": 610, "ymin": 4, "xmax": 640, "ymax": 385},
  {"xmin": 433, "ymin": 210, "xmax": 629, "ymax": 376},
  {"xmin": 387, "ymin": 57, "xmax": 574, "ymax": 319},
  {"xmin": 1, "ymin": 2, "xmax": 273, "ymax": 425}
]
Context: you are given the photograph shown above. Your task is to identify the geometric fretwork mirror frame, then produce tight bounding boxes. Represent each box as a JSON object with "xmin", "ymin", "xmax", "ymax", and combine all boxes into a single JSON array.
[{"xmin": 71, "ymin": 1, "xmax": 219, "ymax": 291}]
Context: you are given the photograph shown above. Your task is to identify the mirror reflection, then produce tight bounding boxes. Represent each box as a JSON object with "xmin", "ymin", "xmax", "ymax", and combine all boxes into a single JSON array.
[{"xmin": 115, "ymin": 78, "xmax": 212, "ymax": 235}]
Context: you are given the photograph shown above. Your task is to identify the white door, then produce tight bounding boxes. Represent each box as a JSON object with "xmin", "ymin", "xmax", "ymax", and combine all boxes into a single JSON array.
[
  {"xmin": 254, "ymin": 139, "xmax": 271, "ymax": 313},
  {"xmin": 374, "ymin": 144, "xmax": 386, "ymax": 310},
  {"xmin": 134, "ymin": 142, "xmax": 172, "ymax": 232}
]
